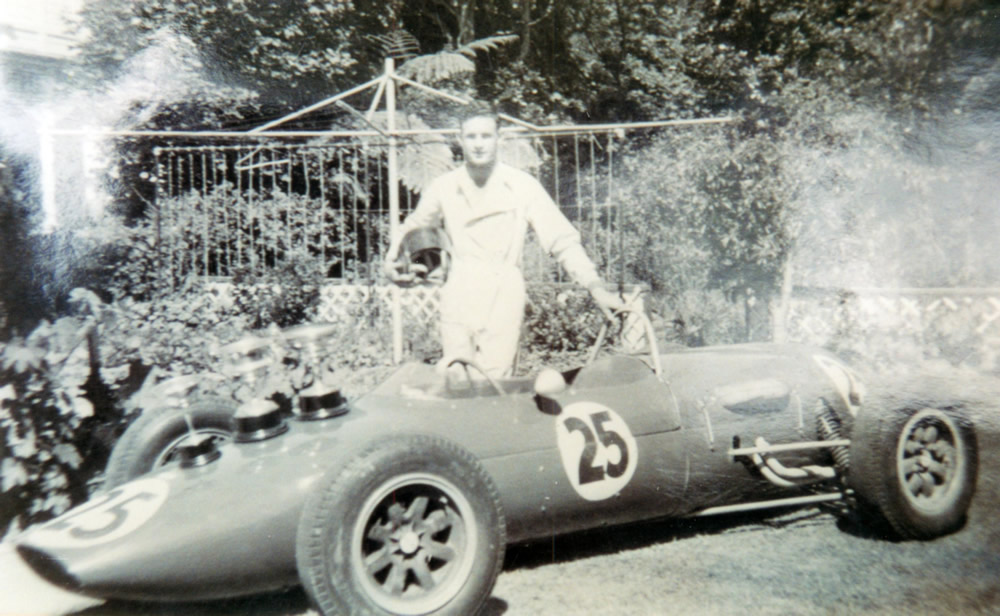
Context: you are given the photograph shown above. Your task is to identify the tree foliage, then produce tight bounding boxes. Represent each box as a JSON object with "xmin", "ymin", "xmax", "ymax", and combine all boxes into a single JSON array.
[
  {"xmin": 73, "ymin": 0, "xmax": 384, "ymax": 107},
  {"xmin": 72, "ymin": 0, "xmax": 995, "ymax": 124},
  {"xmin": 61, "ymin": 0, "xmax": 1000, "ymax": 307}
]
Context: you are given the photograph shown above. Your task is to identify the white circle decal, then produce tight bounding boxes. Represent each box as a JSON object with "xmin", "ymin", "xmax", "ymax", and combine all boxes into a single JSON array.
[
  {"xmin": 556, "ymin": 402, "xmax": 638, "ymax": 501},
  {"xmin": 28, "ymin": 477, "xmax": 170, "ymax": 548}
]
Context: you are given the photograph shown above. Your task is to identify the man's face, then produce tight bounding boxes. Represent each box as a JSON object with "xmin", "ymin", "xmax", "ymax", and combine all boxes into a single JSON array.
[{"xmin": 459, "ymin": 116, "xmax": 499, "ymax": 169}]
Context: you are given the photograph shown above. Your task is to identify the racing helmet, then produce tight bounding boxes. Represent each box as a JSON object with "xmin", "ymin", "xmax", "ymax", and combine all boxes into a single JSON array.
[{"xmin": 399, "ymin": 226, "xmax": 450, "ymax": 284}]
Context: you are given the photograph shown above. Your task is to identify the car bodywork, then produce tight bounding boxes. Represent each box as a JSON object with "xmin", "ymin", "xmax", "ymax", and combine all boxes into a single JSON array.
[{"xmin": 14, "ymin": 329, "xmax": 872, "ymax": 605}]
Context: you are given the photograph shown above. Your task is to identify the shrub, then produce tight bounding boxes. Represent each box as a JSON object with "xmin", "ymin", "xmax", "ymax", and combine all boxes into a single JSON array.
[
  {"xmin": 524, "ymin": 285, "xmax": 604, "ymax": 354},
  {"xmin": 650, "ymin": 289, "xmax": 747, "ymax": 347},
  {"xmin": 96, "ymin": 286, "xmax": 248, "ymax": 378},
  {"xmin": 0, "ymin": 354, "xmax": 86, "ymax": 536},
  {"xmin": 229, "ymin": 257, "xmax": 326, "ymax": 329},
  {"xmin": 0, "ymin": 306, "xmax": 121, "ymax": 536}
]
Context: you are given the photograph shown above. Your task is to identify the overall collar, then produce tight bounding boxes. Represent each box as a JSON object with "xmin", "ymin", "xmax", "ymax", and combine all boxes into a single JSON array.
[{"xmin": 455, "ymin": 163, "xmax": 518, "ymax": 224}]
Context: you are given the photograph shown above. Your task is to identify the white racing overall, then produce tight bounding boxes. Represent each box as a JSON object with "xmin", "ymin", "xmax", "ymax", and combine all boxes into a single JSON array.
[{"xmin": 399, "ymin": 163, "xmax": 601, "ymax": 377}]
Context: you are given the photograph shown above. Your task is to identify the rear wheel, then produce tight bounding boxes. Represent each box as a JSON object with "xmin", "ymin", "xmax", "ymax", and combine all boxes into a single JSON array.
[
  {"xmin": 101, "ymin": 398, "xmax": 237, "ymax": 490},
  {"xmin": 849, "ymin": 406, "xmax": 977, "ymax": 539},
  {"xmin": 296, "ymin": 434, "xmax": 505, "ymax": 616}
]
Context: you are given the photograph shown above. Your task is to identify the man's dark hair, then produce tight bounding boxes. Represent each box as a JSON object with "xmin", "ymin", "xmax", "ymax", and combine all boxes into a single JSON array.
[{"xmin": 456, "ymin": 101, "xmax": 499, "ymax": 129}]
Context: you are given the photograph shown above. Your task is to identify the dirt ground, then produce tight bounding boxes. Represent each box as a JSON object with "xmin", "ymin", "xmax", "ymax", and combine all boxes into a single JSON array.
[{"xmin": 7, "ymin": 380, "xmax": 999, "ymax": 616}]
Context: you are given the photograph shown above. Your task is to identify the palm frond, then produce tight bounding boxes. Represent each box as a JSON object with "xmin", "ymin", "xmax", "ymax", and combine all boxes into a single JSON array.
[
  {"xmin": 368, "ymin": 112, "xmax": 456, "ymax": 193},
  {"xmin": 457, "ymin": 34, "xmax": 519, "ymax": 58},
  {"xmin": 499, "ymin": 137, "xmax": 542, "ymax": 172},
  {"xmin": 397, "ymin": 51, "xmax": 475, "ymax": 83},
  {"xmin": 365, "ymin": 31, "xmax": 420, "ymax": 61}
]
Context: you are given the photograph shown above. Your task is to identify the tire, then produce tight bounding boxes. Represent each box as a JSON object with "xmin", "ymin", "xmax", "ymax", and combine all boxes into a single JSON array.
[
  {"xmin": 848, "ymin": 405, "xmax": 977, "ymax": 539},
  {"xmin": 296, "ymin": 434, "xmax": 506, "ymax": 616},
  {"xmin": 101, "ymin": 398, "xmax": 237, "ymax": 491}
]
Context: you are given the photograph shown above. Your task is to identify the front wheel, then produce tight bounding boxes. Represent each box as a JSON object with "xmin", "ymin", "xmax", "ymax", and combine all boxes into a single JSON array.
[
  {"xmin": 101, "ymin": 398, "xmax": 237, "ymax": 491},
  {"xmin": 848, "ymin": 406, "xmax": 977, "ymax": 539},
  {"xmin": 296, "ymin": 434, "xmax": 505, "ymax": 616}
]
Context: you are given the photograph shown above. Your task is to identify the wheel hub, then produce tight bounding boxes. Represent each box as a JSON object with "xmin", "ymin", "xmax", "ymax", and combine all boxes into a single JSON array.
[
  {"xmin": 898, "ymin": 410, "xmax": 962, "ymax": 511},
  {"xmin": 396, "ymin": 528, "xmax": 421, "ymax": 556},
  {"xmin": 154, "ymin": 429, "xmax": 231, "ymax": 468},
  {"xmin": 917, "ymin": 451, "xmax": 933, "ymax": 470},
  {"xmin": 353, "ymin": 477, "xmax": 477, "ymax": 615}
]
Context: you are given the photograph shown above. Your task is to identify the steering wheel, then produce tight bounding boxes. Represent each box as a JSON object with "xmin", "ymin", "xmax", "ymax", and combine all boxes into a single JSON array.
[
  {"xmin": 584, "ymin": 305, "xmax": 663, "ymax": 377},
  {"xmin": 445, "ymin": 357, "xmax": 507, "ymax": 396}
]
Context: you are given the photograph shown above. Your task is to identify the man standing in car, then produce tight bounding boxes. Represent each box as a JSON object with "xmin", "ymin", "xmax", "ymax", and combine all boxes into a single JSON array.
[{"xmin": 384, "ymin": 103, "xmax": 624, "ymax": 378}]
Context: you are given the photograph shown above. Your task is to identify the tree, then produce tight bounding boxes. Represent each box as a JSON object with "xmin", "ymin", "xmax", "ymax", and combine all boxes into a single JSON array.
[
  {"xmin": 602, "ymin": 0, "xmax": 997, "ymax": 340},
  {"xmin": 73, "ymin": 0, "xmax": 385, "ymax": 108},
  {"xmin": 0, "ymin": 152, "xmax": 49, "ymax": 337}
]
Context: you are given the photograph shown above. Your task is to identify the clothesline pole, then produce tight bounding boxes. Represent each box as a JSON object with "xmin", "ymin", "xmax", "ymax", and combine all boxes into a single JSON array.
[{"xmin": 386, "ymin": 58, "xmax": 404, "ymax": 364}]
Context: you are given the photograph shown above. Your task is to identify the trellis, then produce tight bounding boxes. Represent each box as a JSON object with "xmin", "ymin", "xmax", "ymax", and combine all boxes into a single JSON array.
[{"xmin": 784, "ymin": 287, "xmax": 1000, "ymax": 371}]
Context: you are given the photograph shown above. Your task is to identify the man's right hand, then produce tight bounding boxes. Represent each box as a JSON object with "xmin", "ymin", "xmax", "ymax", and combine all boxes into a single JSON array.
[
  {"xmin": 384, "ymin": 259, "xmax": 413, "ymax": 285},
  {"xmin": 384, "ymin": 260, "xmax": 429, "ymax": 286}
]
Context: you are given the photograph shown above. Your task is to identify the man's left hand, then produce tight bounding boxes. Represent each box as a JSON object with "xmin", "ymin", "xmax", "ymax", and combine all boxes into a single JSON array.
[{"xmin": 589, "ymin": 286, "xmax": 629, "ymax": 321}]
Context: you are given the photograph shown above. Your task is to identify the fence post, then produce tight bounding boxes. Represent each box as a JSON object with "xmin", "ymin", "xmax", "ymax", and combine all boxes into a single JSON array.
[
  {"xmin": 153, "ymin": 147, "xmax": 163, "ymax": 289},
  {"xmin": 772, "ymin": 261, "xmax": 793, "ymax": 343}
]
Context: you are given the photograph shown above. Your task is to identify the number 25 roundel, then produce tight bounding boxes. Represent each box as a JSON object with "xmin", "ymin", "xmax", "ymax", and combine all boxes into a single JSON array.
[
  {"xmin": 556, "ymin": 402, "xmax": 638, "ymax": 501},
  {"xmin": 28, "ymin": 477, "xmax": 170, "ymax": 549}
]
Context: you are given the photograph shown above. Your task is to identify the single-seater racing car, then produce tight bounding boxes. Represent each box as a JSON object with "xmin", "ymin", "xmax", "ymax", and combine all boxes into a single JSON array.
[{"xmin": 12, "ymin": 305, "xmax": 978, "ymax": 615}]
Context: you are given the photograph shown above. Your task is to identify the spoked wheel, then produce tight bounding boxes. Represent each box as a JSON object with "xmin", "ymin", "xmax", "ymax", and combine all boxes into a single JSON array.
[
  {"xmin": 354, "ymin": 474, "xmax": 477, "ymax": 614},
  {"xmin": 894, "ymin": 409, "xmax": 970, "ymax": 517},
  {"xmin": 849, "ymin": 405, "xmax": 977, "ymax": 539},
  {"xmin": 297, "ymin": 435, "xmax": 505, "ymax": 616}
]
